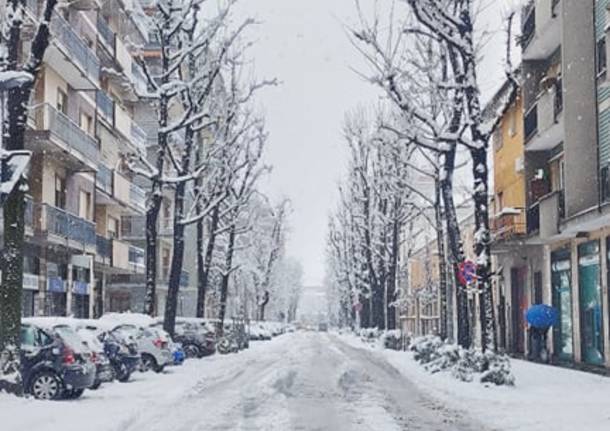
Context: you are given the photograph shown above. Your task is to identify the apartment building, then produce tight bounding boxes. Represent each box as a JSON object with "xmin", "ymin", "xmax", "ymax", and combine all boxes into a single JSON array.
[
  {"xmin": 0, "ymin": 0, "xmax": 197, "ymax": 319},
  {"xmin": 488, "ymin": 0, "xmax": 610, "ymax": 370}
]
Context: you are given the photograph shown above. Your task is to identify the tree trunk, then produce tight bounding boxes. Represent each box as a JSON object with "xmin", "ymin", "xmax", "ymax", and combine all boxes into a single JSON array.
[
  {"xmin": 144, "ymin": 197, "xmax": 161, "ymax": 315},
  {"xmin": 440, "ymin": 148, "xmax": 470, "ymax": 348},
  {"xmin": 218, "ymin": 224, "xmax": 236, "ymax": 329},
  {"xmin": 196, "ymin": 205, "xmax": 219, "ymax": 317},
  {"xmin": 1, "ymin": 0, "xmax": 57, "ymax": 395},
  {"xmin": 435, "ymin": 177, "xmax": 448, "ymax": 340},
  {"xmin": 471, "ymin": 146, "xmax": 495, "ymax": 351}
]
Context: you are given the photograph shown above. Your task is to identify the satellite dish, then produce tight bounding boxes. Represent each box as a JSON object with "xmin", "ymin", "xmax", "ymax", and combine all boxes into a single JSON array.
[{"xmin": 0, "ymin": 150, "xmax": 32, "ymax": 207}]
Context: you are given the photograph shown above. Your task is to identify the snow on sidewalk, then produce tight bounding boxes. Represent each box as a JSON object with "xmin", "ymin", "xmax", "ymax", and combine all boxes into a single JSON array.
[{"xmin": 339, "ymin": 333, "xmax": 610, "ymax": 431}]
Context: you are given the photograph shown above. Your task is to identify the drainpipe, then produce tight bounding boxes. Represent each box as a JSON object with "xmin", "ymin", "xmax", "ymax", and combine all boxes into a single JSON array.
[{"xmin": 593, "ymin": 0, "xmax": 603, "ymax": 213}]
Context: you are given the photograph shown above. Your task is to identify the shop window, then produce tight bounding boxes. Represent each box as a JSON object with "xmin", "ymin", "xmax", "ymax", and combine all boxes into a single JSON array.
[{"xmin": 578, "ymin": 241, "xmax": 604, "ymax": 366}]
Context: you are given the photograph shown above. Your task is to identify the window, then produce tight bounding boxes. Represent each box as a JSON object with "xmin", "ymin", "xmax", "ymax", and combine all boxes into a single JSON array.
[
  {"xmin": 597, "ymin": 37, "xmax": 607, "ymax": 78},
  {"xmin": 79, "ymin": 190, "xmax": 92, "ymax": 220},
  {"xmin": 55, "ymin": 175, "xmax": 66, "ymax": 209},
  {"xmin": 56, "ymin": 88, "xmax": 68, "ymax": 115},
  {"xmin": 108, "ymin": 216, "xmax": 119, "ymax": 239},
  {"xmin": 80, "ymin": 111, "xmax": 94, "ymax": 135},
  {"xmin": 496, "ymin": 192, "xmax": 504, "ymax": 214}
]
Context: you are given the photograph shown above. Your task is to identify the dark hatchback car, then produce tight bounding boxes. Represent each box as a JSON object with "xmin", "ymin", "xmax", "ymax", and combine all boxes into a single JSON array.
[
  {"xmin": 154, "ymin": 321, "xmax": 216, "ymax": 358},
  {"xmin": 20, "ymin": 323, "xmax": 96, "ymax": 400}
]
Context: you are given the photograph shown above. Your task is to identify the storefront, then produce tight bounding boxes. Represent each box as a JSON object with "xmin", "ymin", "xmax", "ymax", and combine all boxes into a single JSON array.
[
  {"xmin": 47, "ymin": 275, "xmax": 67, "ymax": 316},
  {"xmin": 551, "ymin": 249, "xmax": 573, "ymax": 361},
  {"xmin": 21, "ymin": 273, "xmax": 40, "ymax": 318},
  {"xmin": 578, "ymin": 241, "xmax": 604, "ymax": 366}
]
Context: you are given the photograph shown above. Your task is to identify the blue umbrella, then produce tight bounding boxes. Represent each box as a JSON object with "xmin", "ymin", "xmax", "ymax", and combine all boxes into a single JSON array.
[{"xmin": 526, "ymin": 304, "xmax": 559, "ymax": 329}]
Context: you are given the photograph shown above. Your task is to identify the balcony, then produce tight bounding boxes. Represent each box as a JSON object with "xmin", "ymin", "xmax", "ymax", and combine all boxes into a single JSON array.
[
  {"xmin": 115, "ymin": 38, "xmax": 133, "ymax": 79},
  {"xmin": 97, "ymin": 16, "xmax": 116, "ymax": 52},
  {"xmin": 131, "ymin": 122, "xmax": 148, "ymax": 154},
  {"xmin": 131, "ymin": 62, "xmax": 149, "ymax": 96},
  {"xmin": 97, "ymin": 163, "xmax": 113, "ymax": 195},
  {"xmin": 527, "ymin": 203, "xmax": 541, "ymax": 235},
  {"xmin": 115, "ymin": 104, "xmax": 132, "ymax": 139},
  {"xmin": 27, "ymin": 104, "xmax": 99, "ymax": 170},
  {"xmin": 524, "ymin": 105, "xmax": 538, "ymax": 142},
  {"xmin": 491, "ymin": 210, "xmax": 527, "ymax": 241},
  {"xmin": 527, "ymin": 190, "xmax": 565, "ymax": 238},
  {"xmin": 525, "ymin": 84, "xmax": 564, "ymax": 151},
  {"xmin": 121, "ymin": 215, "xmax": 145, "ymax": 239},
  {"xmin": 39, "ymin": 204, "xmax": 96, "ymax": 248},
  {"xmin": 521, "ymin": 0, "xmax": 561, "ymax": 61},
  {"xmin": 96, "ymin": 90, "xmax": 115, "ymax": 124},
  {"xmin": 96, "ymin": 234, "xmax": 112, "ymax": 264},
  {"xmin": 129, "ymin": 245, "xmax": 145, "ymax": 271},
  {"xmin": 130, "ymin": 184, "xmax": 147, "ymax": 212},
  {"xmin": 113, "ymin": 172, "xmax": 131, "ymax": 204},
  {"xmin": 48, "ymin": 12, "xmax": 100, "ymax": 87}
]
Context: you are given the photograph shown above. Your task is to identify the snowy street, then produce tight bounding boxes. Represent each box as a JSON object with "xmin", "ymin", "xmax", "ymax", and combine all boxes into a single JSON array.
[{"xmin": 4, "ymin": 333, "xmax": 483, "ymax": 431}]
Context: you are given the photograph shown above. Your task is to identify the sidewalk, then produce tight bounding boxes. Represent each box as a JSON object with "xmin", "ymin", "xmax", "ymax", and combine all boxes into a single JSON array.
[{"xmin": 340, "ymin": 334, "xmax": 610, "ymax": 431}]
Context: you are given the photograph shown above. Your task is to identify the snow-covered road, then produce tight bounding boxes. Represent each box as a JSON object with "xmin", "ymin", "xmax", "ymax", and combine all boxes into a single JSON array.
[{"xmin": 3, "ymin": 332, "xmax": 484, "ymax": 431}]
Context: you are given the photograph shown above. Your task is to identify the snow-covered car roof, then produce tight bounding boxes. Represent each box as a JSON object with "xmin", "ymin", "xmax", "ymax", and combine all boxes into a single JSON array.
[
  {"xmin": 100, "ymin": 312, "xmax": 156, "ymax": 328},
  {"xmin": 22, "ymin": 317, "xmax": 91, "ymax": 354}
]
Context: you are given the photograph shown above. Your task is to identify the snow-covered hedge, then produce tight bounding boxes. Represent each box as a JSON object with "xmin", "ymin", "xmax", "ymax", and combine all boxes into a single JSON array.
[
  {"xmin": 409, "ymin": 335, "xmax": 515, "ymax": 386},
  {"xmin": 381, "ymin": 330, "xmax": 405, "ymax": 351}
]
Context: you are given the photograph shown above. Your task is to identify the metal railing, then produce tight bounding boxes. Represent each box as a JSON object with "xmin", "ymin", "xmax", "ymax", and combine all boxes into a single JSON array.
[
  {"xmin": 96, "ymin": 235, "xmax": 112, "ymax": 260},
  {"xmin": 524, "ymin": 105, "xmax": 538, "ymax": 142},
  {"xmin": 96, "ymin": 90, "xmax": 115, "ymax": 124},
  {"xmin": 43, "ymin": 204, "xmax": 96, "ymax": 246},
  {"xmin": 29, "ymin": 104, "xmax": 99, "ymax": 163},
  {"xmin": 96, "ymin": 16, "xmax": 116, "ymax": 51},
  {"xmin": 50, "ymin": 12, "xmax": 100, "ymax": 82},
  {"xmin": 558, "ymin": 189, "xmax": 565, "ymax": 219},
  {"xmin": 554, "ymin": 81, "xmax": 563, "ymax": 121},
  {"xmin": 130, "ymin": 183, "xmax": 147, "ymax": 211},
  {"xmin": 527, "ymin": 203, "xmax": 540, "ymax": 235},
  {"xmin": 491, "ymin": 212, "xmax": 527, "ymax": 240},
  {"xmin": 97, "ymin": 163, "xmax": 113, "ymax": 195}
]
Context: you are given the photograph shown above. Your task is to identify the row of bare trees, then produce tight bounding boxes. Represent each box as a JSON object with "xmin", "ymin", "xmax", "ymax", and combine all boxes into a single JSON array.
[{"xmin": 326, "ymin": 0, "xmax": 518, "ymax": 351}]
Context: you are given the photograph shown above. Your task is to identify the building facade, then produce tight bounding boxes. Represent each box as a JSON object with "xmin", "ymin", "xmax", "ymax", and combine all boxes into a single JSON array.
[{"xmin": 1, "ymin": 0, "xmax": 197, "ymax": 319}]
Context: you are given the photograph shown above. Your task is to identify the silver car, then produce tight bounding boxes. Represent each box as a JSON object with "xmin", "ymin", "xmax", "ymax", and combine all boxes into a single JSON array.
[{"xmin": 110, "ymin": 324, "xmax": 172, "ymax": 373}]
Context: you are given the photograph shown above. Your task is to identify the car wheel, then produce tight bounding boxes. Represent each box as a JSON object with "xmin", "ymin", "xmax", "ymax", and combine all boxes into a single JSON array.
[
  {"xmin": 114, "ymin": 362, "xmax": 130, "ymax": 382},
  {"xmin": 30, "ymin": 371, "xmax": 62, "ymax": 400},
  {"xmin": 90, "ymin": 381, "xmax": 102, "ymax": 390},
  {"xmin": 141, "ymin": 354, "xmax": 158, "ymax": 373},
  {"xmin": 63, "ymin": 388, "xmax": 85, "ymax": 399},
  {"xmin": 183, "ymin": 344, "xmax": 201, "ymax": 359},
  {"xmin": 217, "ymin": 338, "xmax": 231, "ymax": 355}
]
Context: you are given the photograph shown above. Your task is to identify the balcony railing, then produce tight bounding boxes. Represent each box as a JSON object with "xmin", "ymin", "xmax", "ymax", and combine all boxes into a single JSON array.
[
  {"xmin": 50, "ymin": 13, "xmax": 100, "ymax": 82},
  {"xmin": 96, "ymin": 235, "xmax": 112, "ymax": 260},
  {"xmin": 131, "ymin": 122, "xmax": 148, "ymax": 154},
  {"xmin": 29, "ymin": 104, "xmax": 99, "ymax": 163},
  {"xmin": 97, "ymin": 163, "xmax": 113, "ymax": 195},
  {"xmin": 527, "ymin": 203, "xmax": 540, "ymax": 235},
  {"xmin": 96, "ymin": 90, "xmax": 115, "ymax": 124},
  {"xmin": 554, "ymin": 81, "xmax": 563, "ymax": 121},
  {"xmin": 97, "ymin": 16, "xmax": 116, "ymax": 51},
  {"xmin": 43, "ymin": 204, "xmax": 96, "ymax": 246},
  {"xmin": 524, "ymin": 105, "xmax": 538, "ymax": 142},
  {"xmin": 130, "ymin": 184, "xmax": 147, "ymax": 211},
  {"xmin": 491, "ymin": 211, "xmax": 527, "ymax": 240}
]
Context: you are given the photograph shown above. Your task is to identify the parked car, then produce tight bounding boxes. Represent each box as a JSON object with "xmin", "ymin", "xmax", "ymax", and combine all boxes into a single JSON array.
[
  {"xmin": 100, "ymin": 314, "xmax": 173, "ymax": 373},
  {"xmin": 20, "ymin": 321, "xmax": 96, "ymax": 400},
  {"xmin": 249, "ymin": 323, "xmax": 272, "ymax": 341},
  {"xmin": 72, "ymin": 320, "xmax": 140, "ymax": 383},
  {"xmin": 111, "ymin": 324, "xmax": 172, "ymax": 373},
  {"xmin": 172, "ymin": 320, "xmax": 216, "ymax": 358}
]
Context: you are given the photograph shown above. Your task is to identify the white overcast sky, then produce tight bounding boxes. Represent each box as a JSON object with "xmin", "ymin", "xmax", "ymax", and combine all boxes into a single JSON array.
[{"xmin": 234, "ymin": 0, "xmax": 519, "ymax": 286}]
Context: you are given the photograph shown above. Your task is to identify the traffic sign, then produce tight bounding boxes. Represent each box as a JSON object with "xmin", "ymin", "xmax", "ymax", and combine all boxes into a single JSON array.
[{"xmin": 458, "ymin": 260, "xmax": 478, "ymax": 286}]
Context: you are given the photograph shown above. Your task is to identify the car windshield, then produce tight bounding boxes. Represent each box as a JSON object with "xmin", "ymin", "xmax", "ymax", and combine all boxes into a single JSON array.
[{"xmin": 112, "ymin": 325, "xmax": 139, "ymax": 341}]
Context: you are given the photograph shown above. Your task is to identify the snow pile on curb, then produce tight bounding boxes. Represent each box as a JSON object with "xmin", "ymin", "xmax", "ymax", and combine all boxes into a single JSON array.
[{"xmin": 410, "ymin": 335, "xmax": 515, "ymax": 386}]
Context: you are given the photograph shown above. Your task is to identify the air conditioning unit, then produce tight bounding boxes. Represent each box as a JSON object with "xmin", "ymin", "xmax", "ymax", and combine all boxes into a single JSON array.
[{"xmin": 515, "ymin": 157, "xmax": 525, "ymax": 173}]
